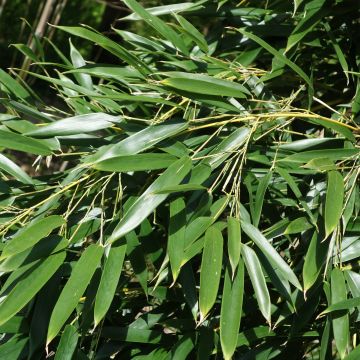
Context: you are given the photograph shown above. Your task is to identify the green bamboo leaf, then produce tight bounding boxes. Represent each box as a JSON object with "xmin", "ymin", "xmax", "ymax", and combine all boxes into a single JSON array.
[
  {"xmin": 123, "ymin": 0, "xmax": 189, "ymax": 54},
  {"xmin": 168, "ymin": 198, "xmax": 186, "ymax": 282},
  {"xmin": 0, "ymin": 69, "xmax": 31, "ymax": 101},
  {"xmin": 242, "ymin": 244, "xmax": 271, "ymax": 323},
  {"xmin": 345, "ymin": 271, "xmax": 360, "ymax": 300},
  {"xmin": 0, "ymin": 337, "xmax": 29, "ymax": 360},
  {"xmin": 54, "ymin": 25, "xmax": 151, "ymax": 75},
  {"xmin": 227, "ymin": 217, "xmax": 241, "ymax": 277},
  {"xmin": 276, "ymin": 167, "xmax": 316, "ymax": 225},
  {"xmin": 125, "ymin": 231, "xmax": 148, "ymax": 295},
  {"xmin": 93, "ymin": 153, "xmax": 177, "ymax": 172},
  {"xmin": 199, "ymin": 226, "xmax": 223, "ymax": 320},
  {"xmin": 0, "ymin": 154, "xmax": 33, "ymax": 184},
  {"xmin": 325, "ymin": 171, "xmax": 344, "ymax": 238},
  {"xmin": 0, "ymin": 235, "xmax": 67, "ymax": 273},
  {"xmin": 331, "ymin": 268, "xmax": 349, "ymax": 359},
  {"xmin": 170, "ymin": 334, "xmax": 195, "ymax": 360},
  {"xmin": 69, "ymin": 39, "xmax": 93, "ymax": 91},
  {"xmin": 253, "ymin": 172, "xmax": 272, "ymax": 227},
  {"xmin": 153, "ymin": 184, "xmax": 205, "ymax": 194},
  {"xmin": 84, "ymin": 120, "xmax": 188, "ymax": 165},
  {"xmin": 25, "ymin": 113, "xmax": 118, "ymax": 138},
  {"xmin": 284, "ymin": 217, "xmax": 313, "ymax": 234},
  {"xmin": 0, "ymin": 316, "xmax": 28, "ymax": 334},
  {"xmin": 115, "ymin": 29, "xmax": 166, "ymax": 52},
  {"xmin": 121, "ymin": 3, "xmax": 197, "ymax": 20},
  {"xmin": 344, "ymin": 345, "xmax": 360, "ymax": 360},
  {"xmin": 2, "ymin": 216, "xmax": 65, "ymax": 259},
  {"xmin": 280, "ymin": 149, "xmax": 358, "ymax": 164},
  {"xmin": 174, "ymin": 14, "xmax": 208, "ymax": 52},
  {"xmin": 220, "ymin": 261, "xmax": 244, "ymax": 360},
  {"xmin": 303, "ymin": 157, "xmax": 337, "ymax": 172},
  {"xmin": 94, "ymin": 242, "xmax": 127, "ymax": 327},
  {"xmin": 179, "ymin": 263, "xmax": 198, "ymax": 320},
  {"xmin": 320, "ymin": 319, "xmax": 331, "ymax": 360},
  {"xmin": 47, "ymin": 244, "xmax": 104, "ymax": 345},
  {"xmin": 54, "ymin": 324, "xmax": 78, "ymax": 360},
  {"xmin": 303, "ymin": 232, "xmax": 328, "ymax": 292},
  {"xmin": 107, "ymin": 157, "xmax": 192, "ymax": 244},
  {"xmin": 200, "ymin": 127, "xmax": 250, "ymax": 170},
  {"xmin": 162, "ymin": 72, "xmax": 250, "ymax": 98},
  {"xmin": 321, "ymin": 296, "xmax": 360, "ymax": 315},
  {"xmin": 286, "ymin": 0, "xmax": 327, "ymax": 52},
  {"xmin": 0, "ymin": 129, "xmax": 52, "ymax": 155},
  {"xmin": 324, "ymin": 22, "xmax": 349, "ymax": 83},
  {"xmin": 241, "ymin": 221, "xmax": 302, "ymax": 290},
  {"xmin": 0, "ymin": 251, "xmax": 65, "ymax": 326},
  {"xmin": 237, "ymin": 28, "xmax": 313, "ymax": 91}
]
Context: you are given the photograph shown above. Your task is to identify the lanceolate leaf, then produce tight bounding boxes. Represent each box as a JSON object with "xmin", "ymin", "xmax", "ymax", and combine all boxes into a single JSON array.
[
  {"xmin": 325, "ymin": 171, "xmax": 344, "ymax": 239},
  {"xmin": 107, "ymin": 157, "xmax": 192, "ymax": 244},
  {"xmin": 321, "ymin": 297, "xmax": 360, "ymax": 315},
  {"xmin": 162, "ymin": 73, "xmax": 250, "ymax": 98},
  {"xmin": 84, "ymin": 120, "xmax": 188, "ymax": 164},
  {"xmin": 54, "ymin": 25, "xmax": 152, "ymax": 75},
  {"xmin": 303, "ymin": 231, "xmax": 328, "ymax": 292},
  {"xmin": 168, "ymin": 197, "xmax": 186, "ymax": 282},
  {"xmin": 220, "ymin": 261, "xmax": 244, "ymax": 360},
  {"xmin": 93, "ymin": 153, "xmax": 177, "ymax": 172},
  {"xmin": 94, "ymin": 242, "xmax": 127, "ymax": 327},
  {"xmin": 331, "ymin": 268, "xmax": 349, "ymax": 359},
  {"xmin": 237, "ymin": 28, "xmax": 313, "ymax": 91},
  {"xmin": 54, "ymin": 324, "xmax": 79, "ymax": 360},
  {"xmin": 25, "ymin": 113, "xmax": 118, "ymax": 138},
  {"xmin": 0, "ymin": 252, "xmax": 65, "ymax": 326},
  {"xmin": 242, "ymin": 244, "xmax": 271, "ymax": 324},
  {"xmin": 241, "ymin": 221, "xmax": 302, "ymax": 290},
  {"xmin": 0, "ymin": 153, "xmax": 33, "ymax": 184},
  {"xmin": 2, "ymin": 216, "xmax": 65, "ymax": 259},
  {"xmin": 47, "ymin": 244, "xmax": 104, "ymax": 345},
  {"xmin": 199, "ymin": 226, "xmax": 223, "ymax": 320},
  {"xmin": 123, "ymin": 0, "xmax": 188, "ymax": 54},
  {"xmin": 0, "ymin": 129, "xmax": 52, "ymax": 155},
  {"xmin": 253, "ymin": 172, "xmax": 272, "ymax": 227},
  {"xmin": 227, "ymin": 217, "xmax": 241, "ymax": 276}
]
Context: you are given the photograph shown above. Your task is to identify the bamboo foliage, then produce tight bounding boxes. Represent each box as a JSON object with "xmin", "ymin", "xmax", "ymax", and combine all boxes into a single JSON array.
[{"xmin": 0, "ymin": 0, "xmax": 359, "ymax": 359}]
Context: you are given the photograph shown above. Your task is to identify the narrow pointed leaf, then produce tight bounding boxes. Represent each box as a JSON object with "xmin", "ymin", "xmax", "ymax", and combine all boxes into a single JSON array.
[
  {"xmin": 241, "ymin": 221, "xmax": 302, "ymax": 290},
  {"xmin": 0, "ymin": 251, "xmax": 65, "ymax": 326},
  {"xmin": 94, "ymin": 242, "xmax": 127, "ymax": 326},
  {"xmin": 93, "ymin": 153, "xmax": 177, "ymax": 172},
  {"xmin": 242, "ymin": 244, "xmax": 271, "ymax": 323},
  {"xmin": 162, "ymin": 72, "xmax": 250, "ymax": 98},
  {"xmin": 227, "ymin": 217, "xmax": 241, "ymax": 276},
  {"xmin": 237, "ymin": 28, "xmax": 313, "ymax": 91},
  {"xmin": 85, "ymin": 120, "xmax": 188, "ymax": 164},
  {"xmin": 253, "ymin": 172, "xmax": 272, "ymax": 227},
  {"xmin": 199, "ymin": 226, "xmax": 223, "ymax": 320},
  {"xmin": 331, "ymin": 268, "xmax": 349, "ymax": 359},
  {"xmin": 2, "ymin": 216, "xmax": 65, "ymax": 259},
  {"xmin": 325, "ymin": 171, "xmax": 344, "ymax": 238},
  {"xmin": 0, "ymin": 129, "xmax": 52, "ymax": 155},
  {"xmin": 303, "ymin": 231, "xmax": 328, "ymax": 292},
  {"xmin": 25, "ymin": 113, "xmax": 118, "ymax": 138},
  {"xmin": 168, "ymin": 198, "xmax": 186, "ymax": 282},
  {"xmin": 54, "ymin": 324, "xmax": 78, "ymax": 360},
  {"xmin": 47, "ymin": 244, "xmax": 104, "ymax": 345},
  {"xmin": 220, "ymin": 261, "xmax": 244, "ymax": 360},
  {"xmin": 0, "ymin": 154, "xmax": 33, "ymax": 184},
  {"xmin": 107, "ymin": 157, "xmax": 192, "ymax": 244},
  {"xmin": 123, "ymin": 0, "xmax": 188, "ymax": 54}
]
